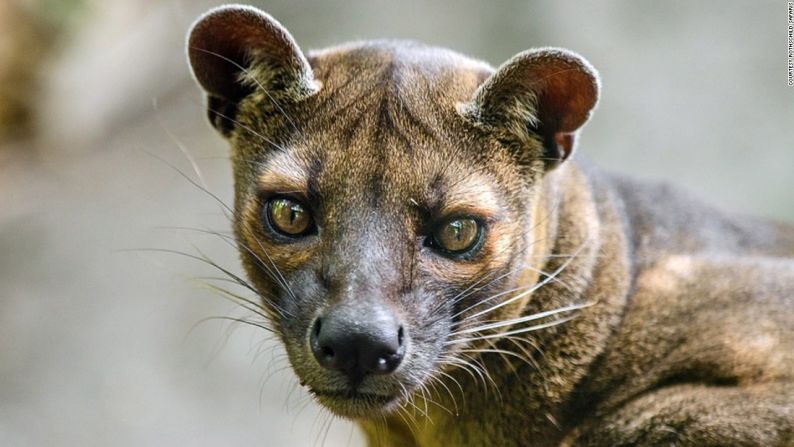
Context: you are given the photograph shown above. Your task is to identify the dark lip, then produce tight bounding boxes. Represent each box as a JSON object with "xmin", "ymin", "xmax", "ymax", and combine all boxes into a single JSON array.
[{"xmin": 310, "ymin": 388, "xmax": 396, "ymax": 404}]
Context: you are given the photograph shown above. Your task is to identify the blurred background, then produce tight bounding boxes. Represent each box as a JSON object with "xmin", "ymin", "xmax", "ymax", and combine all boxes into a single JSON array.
[{"xmin": 1, "ymin": 0, "xmax": 792, "ymax": 445}]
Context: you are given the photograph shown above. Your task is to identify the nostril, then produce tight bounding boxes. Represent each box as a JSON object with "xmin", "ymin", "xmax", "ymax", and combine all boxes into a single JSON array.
[
  {"xmin": 313, "ymin": 318, "xmax": 322, "ymax": 338},
  {"xmin": 311, "ymin": 317, "xmax": 339, "ymax": 370},
  {"xmin": 397, "ymin": 326, "xmax": 404, "ymax": 347}
]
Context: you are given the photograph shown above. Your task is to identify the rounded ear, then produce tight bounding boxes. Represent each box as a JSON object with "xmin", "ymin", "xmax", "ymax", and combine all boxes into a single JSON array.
[
  {"xmin": 186, "ymin": 5, "xmax": 317, "ymax": 136},
  {"xmin": 459, "ymin": 48, "xmax": 599, "ymax": 169}
]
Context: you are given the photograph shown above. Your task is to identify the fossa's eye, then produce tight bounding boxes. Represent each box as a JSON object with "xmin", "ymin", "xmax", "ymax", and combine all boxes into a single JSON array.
[
  {"xmin": 265, "ymin": 197, "xmax": 313, "ymax": 237},
  {"xmin": 430, "ymin": 218, "xmax": 483, "ymax": 256}
]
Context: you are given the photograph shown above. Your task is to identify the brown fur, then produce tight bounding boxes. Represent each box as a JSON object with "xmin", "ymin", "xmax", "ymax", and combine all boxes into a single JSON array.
[{"xmin": 187, "ymin": 6, "xmax": 794, "ymax": 446}]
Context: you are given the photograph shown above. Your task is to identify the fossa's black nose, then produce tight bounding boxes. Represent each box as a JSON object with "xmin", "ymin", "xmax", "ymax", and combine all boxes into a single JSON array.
[{"xmin": 310, "ymin": 305, "xmax": 405, "ymax": 381}]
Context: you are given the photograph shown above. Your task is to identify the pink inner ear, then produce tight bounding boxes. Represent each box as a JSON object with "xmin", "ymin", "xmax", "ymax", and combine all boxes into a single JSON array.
[
  {"xmin": 554, "ymin": 80, "xmax": 598, "ymax": 134},
  {"xmin": 554, "ymin": 132, "xmax": 576, "ymax": 161},
  {"xmin": 534, "ymin": 61, "xmax": 599, "ymax": 136},
  {"xmin": 188, "ymin": 5, "xmax": 312, "ymax": 100},
  {"xmin": 469, "ymin": 47, "xmax": 598, "ymax": 142}
]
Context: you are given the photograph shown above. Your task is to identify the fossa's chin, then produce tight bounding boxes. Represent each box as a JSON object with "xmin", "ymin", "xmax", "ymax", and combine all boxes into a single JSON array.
[{"xmin": 310, "ymin": 388, "xmax": 403, "ymax": 419}]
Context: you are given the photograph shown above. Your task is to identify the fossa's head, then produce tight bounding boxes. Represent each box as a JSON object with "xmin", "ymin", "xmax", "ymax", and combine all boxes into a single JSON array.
[{"xmin": 187, "ymin": 5, "xmax": 598, "ymax": 419}]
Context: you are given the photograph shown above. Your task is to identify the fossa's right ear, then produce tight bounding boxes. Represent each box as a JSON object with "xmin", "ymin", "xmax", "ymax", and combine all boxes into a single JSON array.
[{"xmin": 187, "ymin": 5, "xmax": 318, "ymax": 136}]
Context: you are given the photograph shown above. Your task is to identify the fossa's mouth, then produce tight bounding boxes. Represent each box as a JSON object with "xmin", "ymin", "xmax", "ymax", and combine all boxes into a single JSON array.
[{"xmin": 310, "ymin": 388, "xmax": 400, "ymax": 417}]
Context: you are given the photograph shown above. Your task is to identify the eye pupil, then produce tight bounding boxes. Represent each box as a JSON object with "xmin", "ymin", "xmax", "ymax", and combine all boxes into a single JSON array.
[
  {"xmin": 452, "ymin": 222, "xmax": 463, "ymax": 241},
  {"xmin": 267, "ymin": 198, "xmax": 312, "ymax": 236},
  {"xmin": 433, "ymin": 218, "xmax": 480, "ymax": 255}
]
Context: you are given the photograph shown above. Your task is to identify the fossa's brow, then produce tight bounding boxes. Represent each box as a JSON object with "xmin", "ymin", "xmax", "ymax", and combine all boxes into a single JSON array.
[
  {"xmin": 257, "ymin": 152, "xmax": 308, "ymax": 194},
  {"xmin": 436, "ymin": 174, "xmax": 503, "ymax": 220}
]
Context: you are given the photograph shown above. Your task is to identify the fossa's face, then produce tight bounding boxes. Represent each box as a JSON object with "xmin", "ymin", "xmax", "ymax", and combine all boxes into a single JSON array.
[
  {"xmin": 231, "ymin": 52, "xmax": 536, "ymax": 418},
  {"xmin": 188, "ymin": 6, "xmax": 597, "ymax": 418}
]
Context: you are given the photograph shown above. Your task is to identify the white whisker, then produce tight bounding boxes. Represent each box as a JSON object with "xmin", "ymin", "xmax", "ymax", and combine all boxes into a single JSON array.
[
  {"xmin": 460, "ymin": 236, "xmax": 591, "ymax": 321},
  {"xmin": 450, "ymin": 302, "xmax": 593, "ymax": 337},
  {"xmin": 446, "ymin": 315, "xmax": 577, "ymax": 345}
]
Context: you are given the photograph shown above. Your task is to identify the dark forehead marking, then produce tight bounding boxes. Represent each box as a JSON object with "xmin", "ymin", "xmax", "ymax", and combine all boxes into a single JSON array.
[
  {"xmin": 340, "ymin": 110, "xmax": 366, "ymax": 147},
  {"xmin": 310, "ymin": 87, "xmax": 375, "ymax": 132},
  {"xmin": 309, "ymin": 64, "xmax": 361, "ymax": 111},
  {"xmin": 391, "ymin": 95, "xmax": 441, "ymax": 143},
  {"xmin": 299, "ymin": 43, "xmax": 494, "ymax": 213},
  {"xmin": 307, "ymin": 48, "xmax": 450, "ymax": 143},
  {"xmin": 368, "ymin": 63, "xmax": 396, "ymax": 208},
  {"xmin": 306, "ymin": 155, "xmax": 324, "ymax": 202}
]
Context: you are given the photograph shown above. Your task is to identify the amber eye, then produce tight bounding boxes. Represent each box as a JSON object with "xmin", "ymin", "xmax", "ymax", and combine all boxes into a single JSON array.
[
  {"xmin": 432, "ymin": 218, "xmax": 482, "ymax": 255},
  {"xmin": 266, "ymin": 197, "xmax": 312, "ymax": 237}
]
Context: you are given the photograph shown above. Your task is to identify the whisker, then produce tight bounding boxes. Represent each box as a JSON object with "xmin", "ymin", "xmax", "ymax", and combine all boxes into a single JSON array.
[
  {"xmin": 152, "ymin": 97, "xmax": 209, "ymax": 189},
  {"xmin": 196, "ymin": 280, "xmax": 279, "ymax": 320},
  {"xmin": 423, "ymin": 379, "xmax": 455, "ymax": 417},
  {"xmin": 239, "ymin": 224, "xmax": 301, "ymax": 303},
  {"xmin": 426, "ymin": 371, "xmax": 461, "ymax": 415},
  {"xmin": 205, "ymin": 103, "xmax": 289, "ymax": 152},
  {"xmin": 159, "ymin": 225, "xmax": 296, "ymax": 314},
  {"xmin": 437, "ymin": 355, "xmax": 482, "ymax": 389},
  {"xmin": 189, "ymin": 46, "xmax": 309, "ymax": 144},
  {"xmin": 449, "ymin": 280, "xmax": 531, "ymax": 322},
  {"xmin": 140, "ymin": 148, "xmax": 234, "ymax": 219},
  {"xmin": 446, "ymin": 315, "xmax": 578, "ymax": 345},
  {"xmin": 394, "ymin": 397, "xmax": 421, "ymax": 438},
  {"xmin": 458, "ymin": 347, "xmax": 536, "ymax": 370},
  {"xmin": 459, "ymin": 236, "xmax": 591, "ymax": 321},
  {"xmin": 119, "ymin": 247, "xmax": 257, "ymax": 294},
  {"xmin": 460, "ymin": 352, "xmax": 501, "ymax": 401},
  {"xmin": 193, "ymin": 315, "xmax": 274, "ymax": 334},
  {"xmin": 450, "ymin": 302, "xmax": 593, "ymax": 337}
]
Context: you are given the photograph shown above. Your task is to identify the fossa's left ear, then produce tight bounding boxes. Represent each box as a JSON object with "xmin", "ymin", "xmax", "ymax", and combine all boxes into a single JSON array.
[{"xmin": 459, "ymin": 48, "xmax": 599, "ymax": 169}]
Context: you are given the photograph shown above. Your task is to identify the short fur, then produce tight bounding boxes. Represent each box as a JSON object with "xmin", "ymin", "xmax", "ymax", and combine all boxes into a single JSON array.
[{"xmin": 187, "ymin": 6, "xmax": 794, "ymax": 446}]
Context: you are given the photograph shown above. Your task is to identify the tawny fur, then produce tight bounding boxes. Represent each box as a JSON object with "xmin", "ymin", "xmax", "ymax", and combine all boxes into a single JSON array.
[{"xmin": 187, "ymin": 6, "xmax": 794, "ymax": 446}]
